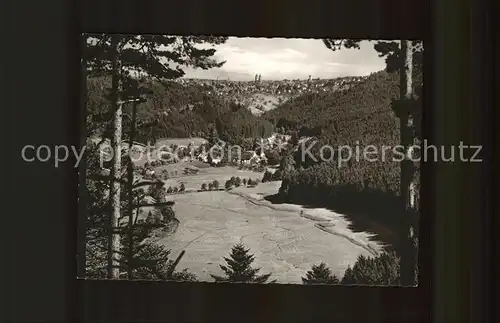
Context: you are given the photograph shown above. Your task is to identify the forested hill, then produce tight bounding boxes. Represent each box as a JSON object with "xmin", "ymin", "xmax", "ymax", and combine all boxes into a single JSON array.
[
  {"xmin": 86, "ymin": 77, "xmax": 275, "ymax": 145},
  {"xmin": 263, "ymin": 71, "xmax": 420, "ymax": 242},
  {"xmin": 262, "ymin": 71, "xmax": 400, "ymax": 143}
]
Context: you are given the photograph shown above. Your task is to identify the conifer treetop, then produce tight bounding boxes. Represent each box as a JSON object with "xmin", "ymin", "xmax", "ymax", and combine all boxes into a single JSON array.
[
  {"xmin": 210, "ymin": 244, "xmax": 274, "ymax": 283},
  {"xmin": 302, "ymin": 262, "xmax": 340, "ymax": 285}
]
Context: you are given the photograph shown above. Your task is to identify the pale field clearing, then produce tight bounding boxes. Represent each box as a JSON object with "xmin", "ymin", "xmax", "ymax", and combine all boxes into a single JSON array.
[
  {"xmin": 149, "ymin": 179, "xmax": 384, "ymax": 284},
  {"xmin": 155, "ymin": 137, "xmax": 208, "ymax": 148},
  {"xmin": 243, "ymin": 93, "xmax": 289, "ymax": 115}
]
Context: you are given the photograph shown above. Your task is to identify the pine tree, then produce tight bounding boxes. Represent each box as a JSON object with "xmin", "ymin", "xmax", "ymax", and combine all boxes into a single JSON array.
[
  {"xmin": 321, "ymin": 39, "xmax": 422, "ymax": 285},
  {"xmin": 83, "ymin": 137, "xmax": 192, "ymax": 281},
  {"xmin": 84, "ymin": 34, "xmax": 228, "ymax": 279},
  {"xmin": 302, "ymin": 262, "xmax": 340, "ymax": 285},
  {"xmin": 279, "ymin": 154, "xmax": 295, "ymax": 175},
  {"xmin": 208, "ymin": 123, "xmax": 219, "ymax": 146},
  {"xmin": 78, "ymin": 33, "xmax": 92, "ymax": 277},
  {"xmin": 289, "ymin": 131, "xmax": 299, "ymax": 145},
  {"xmin": 341, "ymin": 252, "xmax": 400, "ymax": 286},
  {"xmin": 161, "ymin": 206, "xmax": 176, "ymax": 224},
  {"xmin": 210, "ymin": 244, "xmax": 274, "ymax": 283},
  {"xmin": 206, "ymin": 149, "xmax": 214, "ymax": 165},
  {"xmin": 145, "ymin": 210, "xmax": 155, "ymax": 224},
  {"xmin": 83, "ymin": 141, "xmax": 116, "ymax": 278},
  {"xmin": 395, "ymin": 40, "xmax": 418, "ymax": 286}
]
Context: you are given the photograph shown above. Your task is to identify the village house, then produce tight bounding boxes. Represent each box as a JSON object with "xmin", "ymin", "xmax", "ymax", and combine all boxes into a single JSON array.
[
  {"xmin": 197, "ymin": 151, "xmax": 222, "ymax": 165},
  {"xmin": 240, "ymin": 150, "xmax": 255, "ymax": 165},
  {"xmin": 239, "ymin": 150, "xmax": 267, "ymax": 166}
]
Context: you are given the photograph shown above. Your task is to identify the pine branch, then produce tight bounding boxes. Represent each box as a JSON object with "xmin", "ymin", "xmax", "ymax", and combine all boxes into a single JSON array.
[{"xmin": 132, "ymin": 180, "xmax": 164, "ymax": 189}]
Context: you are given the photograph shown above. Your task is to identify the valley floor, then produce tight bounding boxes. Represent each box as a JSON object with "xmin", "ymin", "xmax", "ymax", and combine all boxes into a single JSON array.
[{"xmin": 157, "ymin": 181, "xmax": 384, "ymax": 284}]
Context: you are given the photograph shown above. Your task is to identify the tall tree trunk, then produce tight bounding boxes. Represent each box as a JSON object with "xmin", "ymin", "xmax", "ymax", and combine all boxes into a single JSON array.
[
  {"xmin": 77, "ymin": 33, "xmax": 88, "ymax": 278},
  {"xmin": 399, "ymin": 40, "xmax": 418, "ymax": 286},
  {"xmin": 107, "ymin": 36, "xmax": 122, "ymax": 279},
  {"xmin": 126, "ymin": 101, "xmax": 138, "ymax": 279},
  {"xmin": 166, "ymin": 250, "xmax": 186, "ymax": 279},
  {"xmin": 134, "ymin": 195, "xmax": 140, "ymax": 225}
]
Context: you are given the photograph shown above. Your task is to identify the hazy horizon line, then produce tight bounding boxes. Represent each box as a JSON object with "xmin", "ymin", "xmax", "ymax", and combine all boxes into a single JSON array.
[{"xmin": 178, "ymin": 71, "xmax": 381, "ymax": 82}]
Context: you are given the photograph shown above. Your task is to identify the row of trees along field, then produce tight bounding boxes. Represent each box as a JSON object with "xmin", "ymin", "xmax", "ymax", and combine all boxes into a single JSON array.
[{"xmin": 263, "ymin": 40, "xmax": 422, "ymax": 285}]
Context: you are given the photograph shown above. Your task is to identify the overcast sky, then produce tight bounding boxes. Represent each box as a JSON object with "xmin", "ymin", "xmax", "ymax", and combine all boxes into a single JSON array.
[{"xmin": 181, "ymin": 38, "xmax": 387, "ymax": 81}]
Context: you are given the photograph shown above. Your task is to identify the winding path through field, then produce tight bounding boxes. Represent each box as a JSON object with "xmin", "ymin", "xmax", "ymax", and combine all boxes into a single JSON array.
[{"xmin": 157, "ymin": 182, "xmax": 384, "ymax": 284}]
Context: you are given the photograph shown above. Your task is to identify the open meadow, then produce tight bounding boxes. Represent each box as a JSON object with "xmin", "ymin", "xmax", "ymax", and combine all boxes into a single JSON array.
[{"xmin": 137, "ymin": 165, "xmax": 385, "ymax": 284}]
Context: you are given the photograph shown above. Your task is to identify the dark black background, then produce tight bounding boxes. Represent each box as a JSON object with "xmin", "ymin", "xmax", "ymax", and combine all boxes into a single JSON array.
[{"xmin": 1, "ymin": 0, "xmax": 496, "ymax": 322}]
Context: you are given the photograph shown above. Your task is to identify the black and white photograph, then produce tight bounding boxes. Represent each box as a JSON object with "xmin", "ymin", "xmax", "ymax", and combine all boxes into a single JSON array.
[{"xmin": 80, "ymin": 34, "xmax": 422, "ymax": 286}]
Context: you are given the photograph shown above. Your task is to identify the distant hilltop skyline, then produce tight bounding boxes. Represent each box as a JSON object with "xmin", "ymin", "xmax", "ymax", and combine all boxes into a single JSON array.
[
  {"xmin": 180, "ymin": 37, "xmax": 386, "ymax": 81},
  {"xmin": 178, "ymin": 74, "xmax": 369, "ymax": 82}
]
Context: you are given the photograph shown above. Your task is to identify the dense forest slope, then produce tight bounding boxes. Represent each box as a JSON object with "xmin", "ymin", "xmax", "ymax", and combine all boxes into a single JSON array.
[
  {"xmin": 263, "ymin": 71, "xmax": 420, "ymax": 240},
  {"xmin": 86, "ymin": 77, "xmax": 275, "ymax": 146}
]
